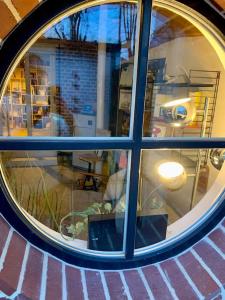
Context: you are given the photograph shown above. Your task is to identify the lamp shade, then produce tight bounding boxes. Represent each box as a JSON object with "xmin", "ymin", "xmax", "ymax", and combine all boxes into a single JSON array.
[{"xmin": 157, "ymin": 161, "xmax": 187, "ymax": 190}]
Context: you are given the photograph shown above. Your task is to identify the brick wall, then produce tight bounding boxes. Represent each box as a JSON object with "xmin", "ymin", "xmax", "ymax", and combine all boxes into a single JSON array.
[
  {"xmin": 52, "ymin": 42, "xmax": 116, "ymax": 136},
  {"xmin": 0, "ymin": 213, "xmax": 225, "ymax": 299},
  {"xmin": 55, "ymin": 43, "xmax": 98, "ymax": 136}
]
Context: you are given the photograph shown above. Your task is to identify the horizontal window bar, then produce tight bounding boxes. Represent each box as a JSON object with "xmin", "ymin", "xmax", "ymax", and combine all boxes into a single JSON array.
[
  {"xmin": 1, "ymin": 137, "xmax": 225, "ymax": 150},
  {"xmin": 141, "ymin": 138, "xmax": 225, "ymax": 149},
  {"xmin": 0, "ymin": 137, "xmax": 134, "ymax": 150}
]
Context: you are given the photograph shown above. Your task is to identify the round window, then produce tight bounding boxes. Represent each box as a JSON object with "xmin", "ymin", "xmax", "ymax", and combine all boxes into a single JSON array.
[{"xmin": 0, "ymin": 0, "xmax": 224, "ymax": 268}]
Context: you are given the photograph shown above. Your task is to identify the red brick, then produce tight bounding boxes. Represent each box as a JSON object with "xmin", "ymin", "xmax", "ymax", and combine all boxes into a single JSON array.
[
  {"xmin": 123, "ymin": 269, "xmax": 149, "ymax": 300},
  {"xmin": 104, "ymin": 272, "xmax": 127, "ymax": 300},
  {"xmin": 208, "ymin": 228, "xmax": 225, "ymax": 253},
  {"xmin": 0, "ymin": 216, "xmax": 10, "ymax": 256},
  {"xmin": 0, "ymin": 1, "xmax": 17, "ymax": 39},
  {"xmin": 45, "ymin": 257, "xmax": 62, "ymax": 300},
  {"xmin": 179, "ymin": 251, "xmax": 219, "ymax": 298},
  {"xmin": 0, "ymin": 232, "xmax": 26, "ymax": 296},
  {"xmin": 194, "ymin": 241, "xmax": 225, "ymax": 285},
  {"xmin": 19, "ymin": 246, "xmax": 43, "ymax": 300},
  {"xmin": 12, "ymin": 0, "xmax": 39, "ymax": 18},
  {"xmin": 66, "ymin": 266, "xmax": 83, "ymax": 300},
  {"xmin": 142, "ymin": 265, "xmax": 173, "ymax": 300},
  {"xmin": 85, "ymin": 271, "xmax": 105, "ymax": 300},
  {"xmin": 160, "ymin": 259, "xmax": 198, "ymax": 300}
]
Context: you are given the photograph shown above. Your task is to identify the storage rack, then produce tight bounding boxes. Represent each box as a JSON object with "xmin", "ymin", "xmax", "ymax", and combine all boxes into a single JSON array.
[
  {"xmin": 144, "ymin": 69, "xmax": 220, "ymax": 212},
  {"xmin": 2, "ymin": 56, "xmax": 51, "ymax": 136}
]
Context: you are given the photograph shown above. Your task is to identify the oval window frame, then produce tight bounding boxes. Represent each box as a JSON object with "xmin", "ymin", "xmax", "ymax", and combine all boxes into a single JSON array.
[{"xmin": 0, "ymin": 0, "xmax": 224, "ymax": 269}]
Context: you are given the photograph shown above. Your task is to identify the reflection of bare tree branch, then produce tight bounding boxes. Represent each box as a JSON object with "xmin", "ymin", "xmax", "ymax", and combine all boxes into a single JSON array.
[
  {"xmin": 69, "ymin": 10, "xmax": 88, "ymax": 41},
  {"xmin": 54, "ymin": 23, "xmax": 67, "ymax": 40},
  {"xmin": 121, "ymin": 4, "xmax": 137, "ymax": 57},
  {"xmin": 150, "ymin": 10, "xmax": 201, "ymax": 48},
  {"xmin": 54, "ymin": 26, "xmax": 63, "ymax": 39}
]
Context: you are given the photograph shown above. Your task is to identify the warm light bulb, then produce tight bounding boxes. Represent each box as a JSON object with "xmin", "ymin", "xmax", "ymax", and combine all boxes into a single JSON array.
[
  {"xmin": 173, "ymin": 123, "xmax": 182, "ymax": 127},
  {"xmin": 157, "ymin": 161, "xmax": 187, "ymax": 190},
  {"xmin": 163, "ymin": 97, "xmax": 191, "ymax": 108},
  {"xmin": 158, "ymin": 162, "xmax": 183, "ymax": 178}
]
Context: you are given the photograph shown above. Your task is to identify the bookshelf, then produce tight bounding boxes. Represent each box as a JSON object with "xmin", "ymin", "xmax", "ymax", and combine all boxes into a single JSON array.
[
  {"xmin": 5, "ymin": 57, "xmax": 51, "ymax": 135},
  {"xmin": 30, "ymin": 63, "xmax": 51, "ymax": 130}
]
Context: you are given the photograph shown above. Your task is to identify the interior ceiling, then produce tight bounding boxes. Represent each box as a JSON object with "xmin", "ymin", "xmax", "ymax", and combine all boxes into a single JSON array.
[{"xmin": 150, "ymin": 7, "xmax": 201, "ymax": 48}]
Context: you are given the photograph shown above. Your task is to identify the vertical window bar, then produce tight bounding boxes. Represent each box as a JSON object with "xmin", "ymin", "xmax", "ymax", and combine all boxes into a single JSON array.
[{"xmin": 125, "ymin": 0, "xmax": 152, "ymax": 259}]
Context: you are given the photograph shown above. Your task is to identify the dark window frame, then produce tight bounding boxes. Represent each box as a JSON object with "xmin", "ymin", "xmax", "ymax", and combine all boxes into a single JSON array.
[{"xmin": 0, "ymin": 0, "xmax": 224, "ymax": 269}]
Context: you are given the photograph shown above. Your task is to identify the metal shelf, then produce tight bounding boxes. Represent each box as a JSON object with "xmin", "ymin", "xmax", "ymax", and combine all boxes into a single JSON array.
[{"xmin": 145, "ymin": 68, "xmax": 221, "ymax": 211}]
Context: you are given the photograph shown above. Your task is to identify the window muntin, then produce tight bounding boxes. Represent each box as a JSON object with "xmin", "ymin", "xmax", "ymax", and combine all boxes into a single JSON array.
[
  {"xmin": 1, "ymin": 3, "xmax": 138, "ymax": 138},
  {"xmin": 0, "ymin": 0, "xmax": 224, "ymax": 263}
]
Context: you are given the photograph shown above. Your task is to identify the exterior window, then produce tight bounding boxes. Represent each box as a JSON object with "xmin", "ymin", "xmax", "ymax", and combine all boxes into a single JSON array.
[
  {"xmin": 1, "ymin": 150, "xmax": 129, "ymax": 252},
  {"xmin": 1, "ymin": 4, "xmax": 137, "ymax": 138},
  {"xmin": 143, "ymin": 6, "xmax": 223, "ymax": 139},
  {"xmin": 136, "ymin": 148, "xmax": 225, "ymax": 250},
  {"xmin": 0, "ymin": 0, "xmax": 224, "ymax": 264},
  {"xmin": 134, "ymin": 3, "xmax": 225, "ymax": 251}
]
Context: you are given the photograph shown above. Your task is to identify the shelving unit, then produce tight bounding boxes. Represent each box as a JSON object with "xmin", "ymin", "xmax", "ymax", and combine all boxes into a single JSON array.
[
  {"xmin": 3, "ymin": 54, "xmax": 52, "ymax": 136},
  {"xmin": 144, "ymin": 71, "xmax": 219, "ymax": 136},
  {"xmin": 144, "ymin": 68, "xmax": 220, "ymax": 212},
  {"xmin": 5, "ymin": 68, "xmax": 27, "ymax": 130},
  {"xmin": 30, "ymin": 66, "xmax": 51, "ymax": 129},
  {"xmin": 28, "ymin": 56, "xmax": 51, "ymax": 132}
]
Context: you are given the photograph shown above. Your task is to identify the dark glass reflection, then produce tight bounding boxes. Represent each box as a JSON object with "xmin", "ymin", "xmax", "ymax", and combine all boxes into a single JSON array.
[
  {"xmin": 143, "ymin": 7, "xmax": 223, "ymax": 138},
  {"xmin": 1, "ymin": 3, "xmax": 138, "ymax": 137},
  {"xmin": 1, "ymin": 150, "xmax": 129, "ymax": 251}
]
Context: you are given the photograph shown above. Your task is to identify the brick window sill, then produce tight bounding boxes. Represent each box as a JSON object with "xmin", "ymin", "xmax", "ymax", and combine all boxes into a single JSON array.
[{"xmin": 0, "ymin": 214, "xmax": 225, "ymax": 299}]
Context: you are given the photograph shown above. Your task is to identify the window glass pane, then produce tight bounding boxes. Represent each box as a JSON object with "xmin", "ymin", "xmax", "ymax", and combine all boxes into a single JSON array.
[
  {"xmin": 1, "ymin": 3, "xmax": 138, "ymax": 137},
  {"xmin": 143, "ymin": 6, "xmax": 224, "ymax": 138},
  {"xmin": 1, "ymin": 150, "xmax": 129, "ymax": 252},
  {"xmin": 135, "ymin": 148, "xmax": 225, "ymax": 249}
]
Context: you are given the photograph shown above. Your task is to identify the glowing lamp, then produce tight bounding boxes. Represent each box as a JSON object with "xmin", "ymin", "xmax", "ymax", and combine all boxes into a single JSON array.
[
  {"xmin": 157, "ymin": 161, "xmax": 187, "ymax": 190},
  {"xmin": 161, "ymin": 97, "xmax": 196, "ymax": 127},
  {"xmin": 163, "ymin": 97, "xmax": 191, "ymax": 108}
]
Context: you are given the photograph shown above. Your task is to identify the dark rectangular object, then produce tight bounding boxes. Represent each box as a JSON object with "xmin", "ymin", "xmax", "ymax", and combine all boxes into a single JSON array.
[
  {"xmin": 135, "ymin": 214, "xmax": 168, "ymax": 249},
  {"xmin": 88, "ymin": 213, "xmax": 168, "ymax": 251}
]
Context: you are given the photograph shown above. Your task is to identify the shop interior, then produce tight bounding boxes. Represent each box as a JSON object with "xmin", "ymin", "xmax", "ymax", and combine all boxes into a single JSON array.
[{"xmin": 0, "ymin": 5, "xmax": 224, "ymax": 250}]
